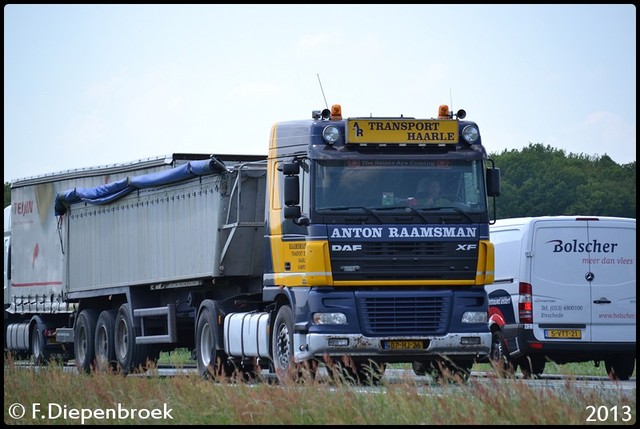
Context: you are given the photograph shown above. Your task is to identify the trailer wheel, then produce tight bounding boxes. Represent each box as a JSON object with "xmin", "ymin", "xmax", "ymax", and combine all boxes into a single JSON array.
[
  {"xmin": 605, "ymin": 355, "xmax": 635, "ymax": 381},
  {"xmin": 74, "ymin": 309, "xmax": 98, "ymax": 373},
  {"xmin": 114, "ymin": 303, "xmax": 151, "ymax": 374},
  {"xmin": 94, "ymin": 310, "xmax": 117, "ymax": 372}
]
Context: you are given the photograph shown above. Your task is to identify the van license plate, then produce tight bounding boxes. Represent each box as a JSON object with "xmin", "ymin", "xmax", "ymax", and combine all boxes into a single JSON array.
[
  {"xmin": 383, "ymin": 340, "xmax": 424, "ymax": 350},
  {"xmin": 544, "ymin": 329, "xmax": 581, "ymax": 339}
]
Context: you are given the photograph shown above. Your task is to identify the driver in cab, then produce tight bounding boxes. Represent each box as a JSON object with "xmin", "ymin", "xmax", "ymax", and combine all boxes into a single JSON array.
[{"xmin": 416, "ymin": 178, "xmax": 442, "ymax": 206}]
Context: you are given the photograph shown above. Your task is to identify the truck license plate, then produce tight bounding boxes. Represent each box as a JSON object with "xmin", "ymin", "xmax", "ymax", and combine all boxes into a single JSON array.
[
  {"xmin": 384, "ymin": 340, "xmax": 424, "ymax": 350},
  {"xmin": 544, "ymin": 329, "xmax": 582, "ymax": 339}
]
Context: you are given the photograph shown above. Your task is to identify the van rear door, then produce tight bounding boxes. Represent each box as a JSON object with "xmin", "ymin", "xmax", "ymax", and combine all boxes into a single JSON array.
[
  {"xmin": 529, "ymin": 217, "xmax": 635, "ymax": 343},
  {"xmin": 586, "ymin": 219, "xmax": 636, "ymax": 342}
]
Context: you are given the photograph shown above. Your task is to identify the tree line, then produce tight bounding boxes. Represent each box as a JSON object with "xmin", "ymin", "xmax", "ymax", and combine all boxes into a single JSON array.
[
  {"xmin": 4, "ymin": 143, "xmax": 637, "ymax": 219},
  {"xmin": 489, "ymin": 143, "xmax": 635, "ymax": 219}
]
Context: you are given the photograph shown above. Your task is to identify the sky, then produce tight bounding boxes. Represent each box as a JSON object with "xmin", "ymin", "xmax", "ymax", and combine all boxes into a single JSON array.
[{"xmin": 3, "ymin": 4, "xmax": 636, "ymax": 183}]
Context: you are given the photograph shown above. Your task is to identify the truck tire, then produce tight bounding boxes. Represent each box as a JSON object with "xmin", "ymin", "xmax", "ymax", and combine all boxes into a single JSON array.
[
  {"xmin": 114, "ymin": 303, "xmax": 152, "ymax": 374},
  {"xmin": 271, "ymin": 305, "xmax": 296, "ymax": 384},
  {"xmin": 445, "ymin": 359, "xmax": 473, "ymax": 383},
  {"xmin": 94, "ymin": 310, "xmax": 117, "ymax": 372},
  {"xmin": 195, "ymin": 300, "xmax": 232, "ymax": 380},
  {"xmin": 327, "ymin": 358, "xmax": 386, "ymax": 386},
  {"xmin": 413, "ymin": 358, "xmax": 472, "ymax": 383},
  {"xmin": 605, "ymin": 355, "xmax": 635, "ymax": 381},
  {"xmin": 74, "ymin": 309, "xmax": 98, "ymax": 373},
  {"xmin": 412, "ymin": 361, "xmax": 428, "ymax": 376},
  {"xmin": 30, "ymin": 323, "xmax": 49, "ymax": 365},
  {"xmin": 361, "ymin": 361, "xmax": 387, "ymax": 386}
]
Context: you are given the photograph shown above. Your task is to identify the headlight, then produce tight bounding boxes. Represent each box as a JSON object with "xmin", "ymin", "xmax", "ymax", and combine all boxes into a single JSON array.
[
  {"xmin": 461, "ymin": 125, "xmax": 479, "ymax": 143},
  {"xmin": 461, "ymin": 311, "xmax": 487, "ymax": 323},
  {"xmin": 322, "ymin": 125, "xmax": 340, "ymax": 144},
  {"xmin": 313, "ymin": 312, "xmax": 347, "ymax": 325}
]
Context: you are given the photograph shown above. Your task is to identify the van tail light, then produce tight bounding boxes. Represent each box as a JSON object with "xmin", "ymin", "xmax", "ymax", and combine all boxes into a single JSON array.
[{"xmin": 518, "ymin": 282, "xmax": 533, "ymax": 324}]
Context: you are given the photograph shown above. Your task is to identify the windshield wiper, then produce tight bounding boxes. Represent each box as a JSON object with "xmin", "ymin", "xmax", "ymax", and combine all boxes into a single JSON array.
[
  {"xmin": 375, "ymin": 205, "xmax": 429, "ymax": 223},
  {"xmin": 418, "ymin": 206, "xmax": 474, "ymax": 223},
  {"xmin": 322, "ymin": 206, "xmax": 384, "ymax": 223}
]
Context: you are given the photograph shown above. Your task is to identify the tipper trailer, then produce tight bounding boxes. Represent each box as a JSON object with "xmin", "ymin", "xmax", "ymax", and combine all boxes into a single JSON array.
[{"xmin": 5, "ymin": 104, "xmax": 501, "ymax": 383}]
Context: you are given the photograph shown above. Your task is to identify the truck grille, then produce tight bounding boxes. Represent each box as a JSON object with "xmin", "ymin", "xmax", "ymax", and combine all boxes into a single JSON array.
[
  {"xmin": 331, "ymin": 241, "xmax": 478, "ymax": 281},
  {"xmin": 356, "ymin": 292, "xmax": 452, "ymax": 336}
]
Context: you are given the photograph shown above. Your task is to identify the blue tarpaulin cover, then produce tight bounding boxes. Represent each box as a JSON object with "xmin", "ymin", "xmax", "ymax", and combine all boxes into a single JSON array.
[{"xmin": 54, "ymin": 159, "xmax": 225, "ymax": 216}]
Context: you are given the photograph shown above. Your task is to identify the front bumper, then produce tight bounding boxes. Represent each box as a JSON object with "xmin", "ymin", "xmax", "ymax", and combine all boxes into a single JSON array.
[{"xmin": 294, "ymin": 332, "xmax": 491, "ymax": 362}]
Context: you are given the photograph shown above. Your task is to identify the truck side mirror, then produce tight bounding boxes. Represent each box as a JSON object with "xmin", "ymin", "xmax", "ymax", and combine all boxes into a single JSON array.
[
  {"xmin": 486, "ymin": 168, "xmax": 501, "ymax": 197},
  {"xmin": 284, "ymin": 205, "xmax": 301, "ymax": 219},
  {"xmin": 281, "ymin": 160, "xmax": 308, "ymax": 225},
  {"xmin": 284, "ymin": 176, "xmax": 300, "ymax": 206},
  {"xmin": 281, "ymin": 162, "xmax": 300, "ymax": 175}
]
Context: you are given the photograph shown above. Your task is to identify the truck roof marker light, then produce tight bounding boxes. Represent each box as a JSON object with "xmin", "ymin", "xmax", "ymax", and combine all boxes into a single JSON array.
[
  {"xmin": 330, "ymin": 104, "xmax": 342, "ymax": 120},
  {"xmin": 438, "ymin": 104, "xmax": 450, "ymax": 119},
  {"xmin": 322, "ymin": 125, "xmax": 340, "ymax": 144},
  {"xmin": 462, "ymin": 125, "xmax": 479, "ymax": 144}
]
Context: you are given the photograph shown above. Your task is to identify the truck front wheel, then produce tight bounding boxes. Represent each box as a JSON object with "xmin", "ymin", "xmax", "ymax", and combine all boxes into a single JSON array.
[
  {"xmin": 413, "ymin": 358, "xmax": 472, "ymax": 383},
  {"xmin": 271, "ymin": 305, "xmax": 298, "ymax": 384},
  {"xmin": 326, "ymin": 358, "xmax": 386, "ymax": 385}
]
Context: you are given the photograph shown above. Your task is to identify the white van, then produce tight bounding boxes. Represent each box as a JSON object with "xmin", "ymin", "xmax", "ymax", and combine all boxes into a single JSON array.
[{"xmin": 485, "ymin": 216, "xmax": 636, "ymax": 380}]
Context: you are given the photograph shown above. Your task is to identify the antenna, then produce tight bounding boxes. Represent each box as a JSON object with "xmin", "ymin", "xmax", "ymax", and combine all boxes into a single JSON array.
[
  {"xmin": 449, "ymin": 88, "xmax": 453, "ymax": 117},
  {"xmin": 317, "ymin": 74, "xmax": 329, "ymax": 109}
]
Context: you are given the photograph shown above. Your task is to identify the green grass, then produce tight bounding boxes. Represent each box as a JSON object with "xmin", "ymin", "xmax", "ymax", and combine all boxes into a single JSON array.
[
  {"xmin": 4, "ymin": 355, "xmax": 635, "ymax": 425},
  {"xmin": 157, "ymin": 348, "xmax": 194, "ymax": 367},
  {"xmin": 473, "ymin": 361, "xmax": 636, "ymax": 378},
  {"xmin": 156, "ymin": 348, "xmax": 635, "ymax": 379}
]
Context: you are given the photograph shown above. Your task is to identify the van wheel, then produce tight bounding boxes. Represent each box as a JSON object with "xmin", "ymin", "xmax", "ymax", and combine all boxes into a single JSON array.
[
  {"xmin": 489, "ymin": 330, "xmax": 515, "ymax": 377},
  {"xmin": 605, "ymin": 355, "xmax": 635, "ymax": 381},
  {"xmin": 518, "ymin": 355, "xmax": 545, "ymax": 378}
]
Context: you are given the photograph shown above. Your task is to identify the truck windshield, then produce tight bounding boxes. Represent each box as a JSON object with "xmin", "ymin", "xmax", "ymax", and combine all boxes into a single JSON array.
[{"xmin": 314, "ymin": 159, "xmax": 487, "ymax": 213}]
